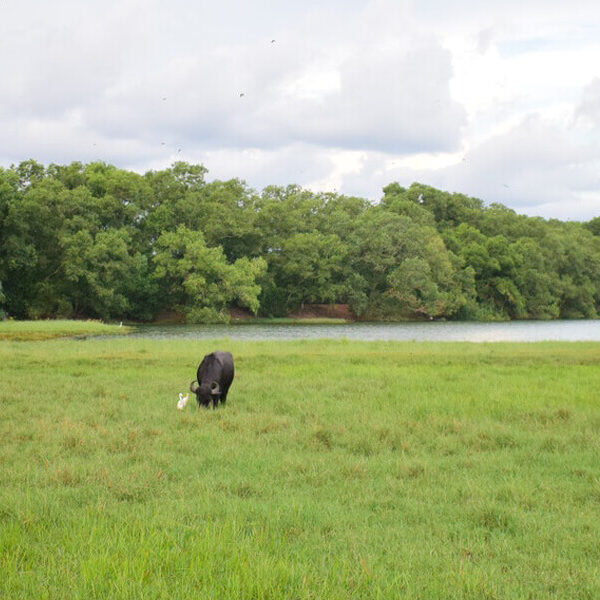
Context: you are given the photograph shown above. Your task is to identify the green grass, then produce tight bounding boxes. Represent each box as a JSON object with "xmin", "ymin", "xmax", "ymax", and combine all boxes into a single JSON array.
[
  {"xmin": 0, "ymin": 319, "xmax": 131, "ymax": 341},
  {"xmin": 1, "ymin": 336, "xmax": 600, "ymax": 598}
]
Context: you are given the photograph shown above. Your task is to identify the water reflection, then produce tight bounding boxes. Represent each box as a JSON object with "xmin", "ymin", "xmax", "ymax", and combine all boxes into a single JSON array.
[{"xmin": 125, "ymin": 320, "xmax": 600, "ymax": 342}]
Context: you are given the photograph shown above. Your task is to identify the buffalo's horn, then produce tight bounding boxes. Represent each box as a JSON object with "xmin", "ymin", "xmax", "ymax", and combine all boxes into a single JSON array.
[
  {"xmin": 210, "ymin": 381, "xmax": 221, "ymax": 394},
  {"xmin": 190, "ymin": 380, "xmax": 199, "ymax": 393}
]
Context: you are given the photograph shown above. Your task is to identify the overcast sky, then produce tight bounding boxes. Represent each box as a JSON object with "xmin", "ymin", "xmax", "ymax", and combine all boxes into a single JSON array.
[{"xmin": 2, "ymin": 0, "xmax": 600, "ymax": 220}]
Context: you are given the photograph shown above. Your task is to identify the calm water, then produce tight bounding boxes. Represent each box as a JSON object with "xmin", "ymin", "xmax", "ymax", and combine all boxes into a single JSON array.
[{"xmin": 126, "ymin": 320, "xmax": 600, "ymax": 342}]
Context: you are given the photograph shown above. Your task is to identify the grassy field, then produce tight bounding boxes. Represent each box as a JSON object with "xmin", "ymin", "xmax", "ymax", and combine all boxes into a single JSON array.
[
  {"xmin": 0, "ymin": 319, "xmax": 131, "ymax": 341},
  {"xmin": 1, "ymin": 335, "xmax": 600, "ymax": 598}
]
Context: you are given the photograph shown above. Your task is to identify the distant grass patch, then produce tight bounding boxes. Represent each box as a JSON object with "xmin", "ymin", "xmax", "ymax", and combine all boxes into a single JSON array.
[
  {"xmin": 1, "ymin": 338, "xmax": 600, "ymax": 598},
  {"xmin": 0, "ymin": 319, "xmax": 131, "ymax": 341}
]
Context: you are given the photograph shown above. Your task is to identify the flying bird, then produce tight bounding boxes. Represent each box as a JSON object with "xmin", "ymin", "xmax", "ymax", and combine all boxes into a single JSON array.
[{"xmin": 239, "ymin": 92, "xmax": 245, "ymax": 97}]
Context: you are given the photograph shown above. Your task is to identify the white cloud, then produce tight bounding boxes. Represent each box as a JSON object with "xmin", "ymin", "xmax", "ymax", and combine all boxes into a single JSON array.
[
  {"xmin": 1, "ymin": 0, "xmax": 600, "ymax": 219},
  {"xmin": 454, "ymin": 122, "xmax": 597, "ymax": 209},
  {"xmin": 357, "ymin": 115, "xmax": 600, "ymax": 220},
  {"xmin": 576, "ymin": 78, "xmax": 600, "ymax": 126},
  {"xmin": 70, "ymin": 10, "xmax": 465, "ymax": 154},
  {"xmin": 188, "ymin": 144, "xmax": 336, "ymax": 192}
]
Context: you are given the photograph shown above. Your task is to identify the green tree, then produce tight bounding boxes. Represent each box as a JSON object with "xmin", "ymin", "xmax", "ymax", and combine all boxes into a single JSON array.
[
  {"xmin": 0, "ymin": 160, "xmax": 598, "ymax": 324},
  {"xmin": 255, "ymin": 185, "xmax": 326, "ymax": 247},
  {"xmin": 261, "ymin": 232, "xmax": 350, "ymax": 314},
  {"xmin": 348, "ymin": 207, "xmax": 470, "ymax": 319},
  {"xmin": 444, "ymin": 224, "xmax": 527, "ymax": 319},
  {"xmin": 1, "ymin": 174, "xmax": 68, "ymax": 317},
  {"xmin": 181, "ymin": 179, "xmax": 262, "ymax": 261},
  {"xmin": 381, "ymin": 183, "xmax": 436, "ymax": 226},
  {"xmin": 142, "ymin": 162, "xmax": 208, "ymax": 241},
  {"xmin": 15, "ymin": 159, "xmax": 46, "ymax": 190},
  {"xmin": 585, "ymin": 217, "xmax": 600, "ymax": 237},
  {"xmin": 254, "ymin": 186, "xmax": 366, "ymax": 315},
  {"xmin": 386, "ymin": 257, "xmax": 444, "ymax": 317},
  {"xmin": 0, "ymin": 168, "xmax": 20, "ymax": 315},
  {"xmin": 152, "ymin": 226, "xmax": 266, "ymax": 322},
  {"xmin": 398, "ymin": 182, "xmax": 484, "ymax": 229},
  {"xmin": 0, "ymin": 281, "xmax": 5, "ymax": 319},
  {"xmin": 61, "ymin": 228, "xmax": 151, "ymax": 320},
  {"xmin": 47, "ymin": 161, "xmax": 86, "ymax": 190},
  {"xmin": 542, "ymin": 225, "xmax": 600, "ymax": 318},
  {"xmin": 511, "ymin": 238, "xmax": 560, "ymax": 319}
]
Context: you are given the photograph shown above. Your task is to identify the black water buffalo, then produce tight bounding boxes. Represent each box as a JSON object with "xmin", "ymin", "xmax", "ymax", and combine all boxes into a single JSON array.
[{"xmin": 189, "ymin": 351, "xmax": 234, "ymax": 408}]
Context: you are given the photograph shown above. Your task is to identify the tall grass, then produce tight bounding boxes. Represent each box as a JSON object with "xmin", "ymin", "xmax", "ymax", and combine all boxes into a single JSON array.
[{"xmin": 1, "ymin": 337, "xmax": 600, "ymax": 598}]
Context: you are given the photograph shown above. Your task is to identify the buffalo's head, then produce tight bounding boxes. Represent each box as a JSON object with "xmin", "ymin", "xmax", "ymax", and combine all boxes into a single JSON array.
[{"xmin": 190, "ymin": 380, "xmax": 221, "ymax": 407}]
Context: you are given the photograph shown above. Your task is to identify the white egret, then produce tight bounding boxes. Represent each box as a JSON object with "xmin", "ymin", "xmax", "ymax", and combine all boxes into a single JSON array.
[{"xmin": 177, "ymin": 393, "xmax": 189, "ymax": 410}]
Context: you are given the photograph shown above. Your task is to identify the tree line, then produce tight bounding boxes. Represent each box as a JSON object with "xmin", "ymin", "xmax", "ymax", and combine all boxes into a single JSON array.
[{"xmin": 1, "ymin": 159, "xmax": 599, "ymax": 322}]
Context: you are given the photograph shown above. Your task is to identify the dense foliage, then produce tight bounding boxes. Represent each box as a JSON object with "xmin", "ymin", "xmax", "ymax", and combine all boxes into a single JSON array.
[{"xmin": 1, "ymin": 160, "xmax": 599, "ymax": 322}]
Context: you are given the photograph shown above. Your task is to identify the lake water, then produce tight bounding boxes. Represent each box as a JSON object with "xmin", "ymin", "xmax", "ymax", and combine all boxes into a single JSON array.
[{"xmin": 126, "ymin": 320, "xmax": 600, "ymax": 342}]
